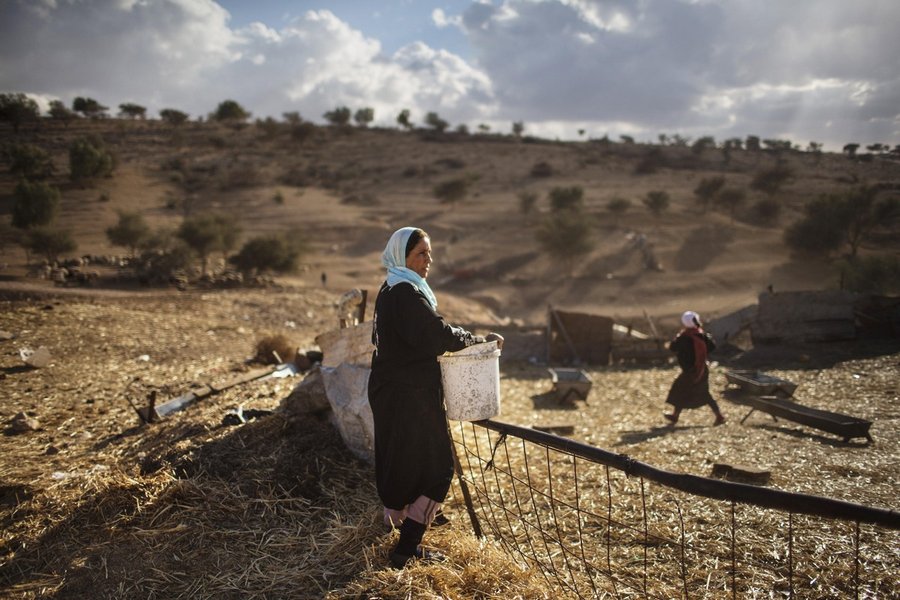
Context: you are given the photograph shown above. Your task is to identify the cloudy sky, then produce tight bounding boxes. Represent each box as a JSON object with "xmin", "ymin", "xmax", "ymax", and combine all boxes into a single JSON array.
[{"xmin": 2, "ymin": 0, "xmax": 897, "ymax": 151}]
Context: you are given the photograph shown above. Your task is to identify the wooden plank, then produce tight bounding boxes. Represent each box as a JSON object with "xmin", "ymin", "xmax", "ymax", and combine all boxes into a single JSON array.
[
  {"xmin": 549, "ymin": 307, "xmax": 582, "ymax": 364},
  {"xmin": 712, "ymin": 463, "xmax": 772, "ymax": 485},
  {"xmin": 208, "ymin": 366, "xmax": 276, "ymax": 392},
  {"xmin": 731, "ymin": 394, "xmax": 873, "ymax": 442}
]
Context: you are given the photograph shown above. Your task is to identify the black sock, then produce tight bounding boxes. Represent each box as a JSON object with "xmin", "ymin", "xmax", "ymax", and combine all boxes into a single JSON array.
[{"xmin": 393, "ymin": 518, "xmax": 426, "ymax": 557}]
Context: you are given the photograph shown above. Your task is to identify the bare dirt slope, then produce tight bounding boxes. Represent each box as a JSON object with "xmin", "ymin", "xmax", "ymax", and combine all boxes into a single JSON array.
[{"xmin": 2, "ymin": 119, "xmax": 898, "ymax": 325}]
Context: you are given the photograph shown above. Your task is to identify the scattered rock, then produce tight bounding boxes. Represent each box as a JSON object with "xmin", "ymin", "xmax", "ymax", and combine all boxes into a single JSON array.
[
  {"xmin": 9, "ymin": 412, "xmax": 40, "ymax": 433},
  {"xmin": 280, "ymin": 367, "xmax": 330, "ymax": 416},
  {"xmin": 19, "ymin": 346, "xmax": 52, "ymax": 368}
]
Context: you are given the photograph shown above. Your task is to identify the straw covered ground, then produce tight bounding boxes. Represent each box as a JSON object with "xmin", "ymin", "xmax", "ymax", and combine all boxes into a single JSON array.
[{"xmin": 1, "ymin": 285, "xmax": 898, "ymax": 599}]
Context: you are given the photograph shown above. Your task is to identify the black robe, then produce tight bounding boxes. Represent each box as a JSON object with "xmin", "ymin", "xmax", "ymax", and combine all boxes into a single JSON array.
[
  {"xmin": 665, "ymin": 328, "xmax": 717, "ymax": 410},
  {"xmin": 368, "ymin": 281, "xmax": 482, "ymax": 510}
]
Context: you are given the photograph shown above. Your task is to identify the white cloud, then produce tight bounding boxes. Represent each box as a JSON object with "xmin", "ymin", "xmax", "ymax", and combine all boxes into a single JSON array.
[
  {"xmin": 0, "ymin": 0, "xmax": 896, "ymax": 149},
  {"xmin": 432, "ymin": 8, "xmax": 462, "ymax": 29},
  {"xmin": 0, "ymin": 0, "xmax": 495, "ymax": 126},
  {"xmin": 456, "ymin": 0, "xmax": 900, "ymax": 149}
]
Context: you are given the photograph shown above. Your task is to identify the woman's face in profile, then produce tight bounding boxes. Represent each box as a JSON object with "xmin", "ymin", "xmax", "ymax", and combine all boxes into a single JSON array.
[{"xmin": 405, "ymin": 236, "xmax": 432, "ymax": 279}]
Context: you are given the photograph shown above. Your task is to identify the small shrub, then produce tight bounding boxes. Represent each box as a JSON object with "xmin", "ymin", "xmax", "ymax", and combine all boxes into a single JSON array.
[
  {"xmin": 273, "ymin": 191, "xmax": 285, "ymax": 205},
  {"xmin": 291, "ymin": 121, "xmax": 316, "ymax": 143},
  {"xmin": 839, "ymin": 255, "xmax": 900, "ymax": 294},
  {"xmin": 518, "ymin": 191, "xmax": 538, "ymax": 214},
  {"xmin": 607, "ymin": 197, "xmax": 632, "ymax": 225},
  {"xmin": 221, "ymin": 163, "xmax": 261, "ymax": 189},
  {"xmin": 753, "ymin": 197, "xmax": 781, "ymax": 225},
  {"xmin": 530, "ymin": 161, "xmax": 554, "ymax": 177},
  {"xmin": 535, "ymin": 211, "xmax": 594, "ymax": 272},
  {"xmin": 230, "ymin": 232, "xmax": 306, "ymax": 276},
  {"xmin": 751, "ymin": 166, "xmax": 793, "ymax": 197},
  {"xmin": 694, "ymin": 176, "xmax": 726, "ymax": 213},
  {"xmin": 161, "ymin": 156, "xmax": 185, "ymax": 171},
  {"xmin": 549, "ymin": 186, "xmax": 584, "ymax": 212},
  {"xmin": 254, "ymin": 334, "xmax": 296, "ymax": 365},
  {"xmin": 634, "ymin": 148, "xmax": 664, "ymax": 175},
  {"xmin": 435, "ymin": 157, "xmax": 465, "ymax": 169},
  {"xmin": 642, "ymin": 190, "xmax": 670, "ymax": 218},
  {"xmin": 433, "ymin": 177, "xmax": 470, "ymax": 205}
]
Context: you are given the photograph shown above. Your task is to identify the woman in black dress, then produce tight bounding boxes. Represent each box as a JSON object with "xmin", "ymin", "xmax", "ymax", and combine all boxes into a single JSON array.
[
  {"xmin": 664, "ymin": 310, "xmax": 726, "ymax": 426},
  {"xmin": 368, "ymin": 226, "xmax": 503, "ymax": 568}
]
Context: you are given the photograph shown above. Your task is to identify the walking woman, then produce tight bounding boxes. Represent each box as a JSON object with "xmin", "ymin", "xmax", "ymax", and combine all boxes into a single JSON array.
[
  {"xmin": 664, "ymin": 310, "xmax": 726, "ymax": 426},
  {"xmin": 368, "ymin": 226, "xmax": 503, "ymax": 568}
]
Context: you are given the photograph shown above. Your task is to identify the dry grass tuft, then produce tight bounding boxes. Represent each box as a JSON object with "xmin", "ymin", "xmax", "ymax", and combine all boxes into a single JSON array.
[{"xmin": 254, "ymin": 333, "xmax": 297, "ymax": 365}]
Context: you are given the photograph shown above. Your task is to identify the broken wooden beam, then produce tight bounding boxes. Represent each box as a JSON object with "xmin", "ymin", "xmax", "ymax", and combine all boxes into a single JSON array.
[
  {"xmin": 711, "ymin": 463, "xmax": 772, "ymax": 486},
  {"xmin": 134, "ymin": 365, "xmax": 285, "ymax": 423}
]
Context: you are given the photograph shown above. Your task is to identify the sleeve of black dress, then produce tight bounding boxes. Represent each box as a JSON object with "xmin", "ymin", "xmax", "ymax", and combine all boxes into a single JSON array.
[{"xmin": 391, "ymin": 284, "xmax": 483, "ymax": 356}]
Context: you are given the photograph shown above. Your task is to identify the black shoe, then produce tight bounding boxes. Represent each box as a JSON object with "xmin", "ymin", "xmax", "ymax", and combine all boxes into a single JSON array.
[
  {"xmin": 389, "ymin": 546, "xmax": 447, "ymax": 569},
  {"xmin": 431, "ymin": 511, "xmax": 451, "ymax": 527}
]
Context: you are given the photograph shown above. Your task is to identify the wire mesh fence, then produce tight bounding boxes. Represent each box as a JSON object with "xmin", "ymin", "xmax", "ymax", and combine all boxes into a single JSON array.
[{"xmin": 450, "ymin": 419, "xmax": 900, "ymax": 599}]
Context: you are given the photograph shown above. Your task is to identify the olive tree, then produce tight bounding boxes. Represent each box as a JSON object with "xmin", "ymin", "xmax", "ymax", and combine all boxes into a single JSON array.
[
  {"xmin": 5, "ymin": 143, "xmax": 54, "ymax": 179},
  {"xmin": 354, "ymin": 107, "xmax": 374, "ymax": 127},
  {"xmin": 0, "ymin": 93, "xmax": 40, "ymax": 132},
  {"xmin": 24, "ymin": 226, "xmax": 77, "ymax": 263},
  {"xmin": 425, "ymin": 112, "xmax": 449, "ymax": 132},
  {"xmin": 72, "ymin": 97, "xmax": 108, "ymax": 118},
  {"xmin": 230, "ymin": 231, "xmax": 307, "ymax": 277},
  {"xmin": 49, "ymin": 100, "xmax": 77, "ymax": 126},
  {"xmin": 397, "ymin": 109, "xmax": 412, "ymax": 130},
  {"xmin": 324, "ymin": 106, "xmax": 351, "ymax": 126},
  {"xmin": 693, "ymin": 176, "xmax": 725, "ymax": 213},
  {"xmin": 177, "ymin": 213, "xmax": 242, "ymax": 275},
  {"xmin": 69, "ymin": 136, "xmax": 116, "ymax": 183},
  {"xmin": 12, "ymin": 180, "xmax": 60, "ymax": 229},
  {"xmin": 212, "ymin": 100, "xmax": 250, "ymax": 122},
  {"xmin": 106, "ymin": 211, "xmax": 151, "ymax": 257},
  {"xmin": 160, "ymin": 108, "xmax": 189, "ymax": 125},
  {"xmin": 118, "ymin": 103, "xmax": 147, "ymax": 119}
]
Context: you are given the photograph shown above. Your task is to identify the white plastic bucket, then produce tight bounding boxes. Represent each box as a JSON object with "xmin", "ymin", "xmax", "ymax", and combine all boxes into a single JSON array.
[{"xmin": 438, "ymin": 341, "xmax": 501, "ymax": 421}]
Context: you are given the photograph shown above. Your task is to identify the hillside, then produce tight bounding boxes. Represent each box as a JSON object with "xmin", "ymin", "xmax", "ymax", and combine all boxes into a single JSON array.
[
  {"xmin": 2, "ymin": 119, "xmax": 898, "ymax": 328},
  {"xmin": 1, "ymin": 119, "xmax": 899, "ymax": 598}
]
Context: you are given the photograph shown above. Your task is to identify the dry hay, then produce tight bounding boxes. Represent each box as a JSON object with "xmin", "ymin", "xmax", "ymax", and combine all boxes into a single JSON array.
[
  {"xmin": 1, "ymin": 290, "xmax": 898, "ymax": 598},
  {"xmin": 253, "ymin": 334, "xmax": 298, "ymax": 365},
  {"xmin": 448, "ymin": 355, "xmax": 900, "ymax": 598}
]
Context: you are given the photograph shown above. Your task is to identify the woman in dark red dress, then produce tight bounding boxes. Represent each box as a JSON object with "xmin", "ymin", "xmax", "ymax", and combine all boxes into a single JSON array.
[{"xmin": 664, "ymin": 310, "xmax": 726, "ymax": 426}]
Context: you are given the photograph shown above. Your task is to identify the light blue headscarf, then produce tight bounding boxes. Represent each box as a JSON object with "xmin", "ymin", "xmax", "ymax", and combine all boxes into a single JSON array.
[{"xmin": 382, "ymin": 226, "xmax": 438, "ymax": 310}]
